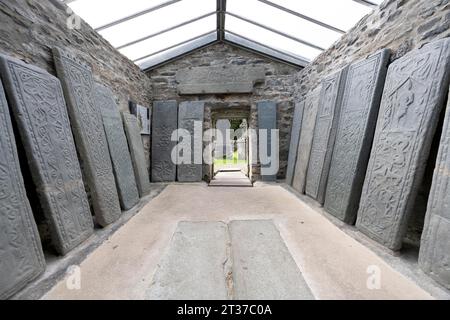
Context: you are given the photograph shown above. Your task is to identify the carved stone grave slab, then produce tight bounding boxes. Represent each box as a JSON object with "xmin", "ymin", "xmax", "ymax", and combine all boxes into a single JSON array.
[
  {"xmin": 0, "ymin": 78, "xmax": 45, "ymax": 299},
  {"xmin": 96, "ymin": 83, "xmax": 139, "ymax": 209},
  {"xmin": 152, "ymin": 100, "xmax": 178, "ymax": 182},
  {"xmin": 257, "ymin": 101, "xmax": 277, "ymax": 181},
  {"xmin": 292, "ymin": 87, "xmax": 321, "ymax": 194},
  {"xmin": 0, "ymin": 54, "xmax": 94, "ymax": 255},
  {"xmin": 324, "ymin": 49, "xmax": 390, "ymax": 224},
  {"xmin": 177, "ymin": 101, "xmax": 204, "ymax": 182},
  {"xmin": 176, "ymin": 65, "xmax": 265, "ymax": 95},
  {"xmin": 286, "ymin": 101, "xmax": 304, "ymax": 186},
  {"xmin": 53, "ymin": 47, "xmax": 121, "ymax": 227},
  {"xmin": 419, "ymin": 86, "xmax": 450, "ymax": 290},
  {"xmin": 305, "ymin": 67, "xmax": 349, "ymax": 204},
  {"xmin": 356, "ymin": 39, "xmax": 450, "ymax": 250},
  {"xmin": 122, "ymin": 113, "xmax": 151, "ymax": 197}
]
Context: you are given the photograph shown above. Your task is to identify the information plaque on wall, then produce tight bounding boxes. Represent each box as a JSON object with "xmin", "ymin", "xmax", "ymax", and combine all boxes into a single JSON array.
[{"xmin": 129, "ymin": 101, "xmax": 150, "ymax": 135}]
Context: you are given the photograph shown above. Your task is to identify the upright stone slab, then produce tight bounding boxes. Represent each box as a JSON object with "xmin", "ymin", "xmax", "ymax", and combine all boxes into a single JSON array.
[
  {"xmin": 324, "ymin": 50, "xmax": 390, "ymax": 224},
  {"xmin": 53, "ymin": 48, "xmax": 121, "ymax": 227},
  {"xmin": 285, "ymin": 101, "xmax": 304, "ymax": 185},
  {"xmin": 356, "ymin": 39, "xmax": 450, "ymax": 250},
  {"xmin": 177, "ymin": 101, "xmax": 204, "ymax": 182},
  {"xmin": 152, "ymin": 100, "xmax": 178, "ymax": 182},
  {"xmin": 96, "ymin": 83, "xmax": 139, "ymax": 210},
  {"xmin": 122, "ymin": 113, "xmax": 151, "ymax": 197},
  {"xmin": 419, "ymin": 87, "xmax": 450, "ymax": 289},
  {"xmin": 292, "ymin": 87, "xmax": 321, "ymax": 193},
  {"xmin": 0, "ymin": 54, "xmax": 94, "ymax": 255},
  {"xmin": 305, "ymin": 67, "xmax": 349, "ymax": 204},
  {"xmin": 257, "ymin": 101, "xmax": 277, "ymax": 181},
  {"xmin": 0, "ymin": 79, "xmax": 45, "ymax": 299}
]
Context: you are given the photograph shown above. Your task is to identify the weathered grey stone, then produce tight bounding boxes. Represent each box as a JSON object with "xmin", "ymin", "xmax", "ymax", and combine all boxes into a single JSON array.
[
  {"xmin": 96, "ymin": 83, "xmax": 139, "ymax": 210},
  {"xmin": 356, "ymin": 38, "xmax": 450, "ymax": 250},
  {"xmin": 258, "ymin": 100, "xmax": 277, "ymax": 181},
  {"xmin": 53, "ymin": 47, "xmax": 121, "ymax": 227},
  {"xmin": 176, "ymin": 65, "xmax": 265, "ymax": 95},
  {"xmin": 0, "ymin": 54, "xmax": 94, "ymax": 255},
  {"xmin": 305, "ymin": 67, "xmax": 349, "ymax": 204},
  {"xmin": 286, "ymin": 101, "xmax": 304, "ymax": 185},
  {"xmin": 419, "ymin": 86, "xmax": 450, "ymax": 290},
  {"xmin": 230, "ymin": 220, "xmax": 314, "ymax": 300},
  {"xmin": 122, "ymin": 113, "xmax": 151, "ymax": 197},
  {"xmin": 324, "ymin": 49, "xmax": 390, "ymax": 224},
  {"xmin": 0, "ymin": 78, "xmax": 45, "ymax": 299},
  {"xmin": 177, "ymin": 101, "xmax": 204, "ymax": 182},
  {"xmin": 151, "ymin": 100, "xmax": 178, "ymax": 182},
  {"xmin": 292, "ymin": 87, "xmax": 321, "ymax": 194},
  {"xmin": 146, "ymin": 221, "xmax": 230, "ymax": 300}
]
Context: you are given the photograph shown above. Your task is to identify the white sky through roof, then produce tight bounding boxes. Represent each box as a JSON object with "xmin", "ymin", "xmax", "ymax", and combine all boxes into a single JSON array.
[{"xmin": 65, "ymin": 0, "xmax": 381, "ymax": 69}]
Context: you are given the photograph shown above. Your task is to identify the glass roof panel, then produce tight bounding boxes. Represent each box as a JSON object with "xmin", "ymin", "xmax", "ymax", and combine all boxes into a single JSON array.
[
  {"xmin": 227, "ymin": 0, "xmax": 342, "ymax": 50},
  {"xmin": 226, "ymin": 15, "xmax": 322, "ymax": 61},
  {"xmin": 68, "ymin": 0, "xmax": 171, "ymax": 29},
  {"xmin": 98, "ymin": 0, "xmax": 215, "ymax": 48},
  {"xmin": 266, "ymin": 0, "xmax": 374, "ymax": 31},
  {"xmin": 119, "ymin": 14, "xmax": 216, "ymax": 61}
]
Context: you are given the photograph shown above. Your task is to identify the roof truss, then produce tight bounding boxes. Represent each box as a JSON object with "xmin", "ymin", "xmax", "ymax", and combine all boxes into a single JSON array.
[{"xmin": 63, "ymin": 0, "xmax": 379, "ymax": 70}]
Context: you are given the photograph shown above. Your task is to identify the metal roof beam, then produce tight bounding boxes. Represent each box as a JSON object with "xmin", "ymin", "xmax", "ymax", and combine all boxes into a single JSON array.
[
  {"xmin": 352, "ymin": 0, "xmax": 378, "ymax": 8},
  {"xmin": 217, "ymin": 0, "xmax": 227, "ymax": 41},
  {"xmin": 226, "ymin": 11, "xmax": 324, "ymax": 51},
  {"xmin": 95, "ymin": 0, "xmax": 181, "ymax": 32},
  {"xmin": 116, "ymin": 11, "xmax": 217, "ymax": 50},
  {"xmin": 225, "ymin": 30, "xmax": 310, "ymax": 67},
  {"xmin": 133, "ymin": 30, "xmax": 217, "ymax": 63},
  {"xmin": 256, "ymin": 0, "xmax": 345, "ymax": 34}
]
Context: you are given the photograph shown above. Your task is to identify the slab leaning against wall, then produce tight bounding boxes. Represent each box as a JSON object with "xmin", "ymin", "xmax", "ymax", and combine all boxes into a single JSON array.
[
  {"xmin": 0, "ymin": 78, "xmax": 45, "ymax": 299},
  {"xmin": 0, "ymin": 54, "xmax": 94, "ymax": 255},
  {"xmin": 305, "ymin": 67, "xmax": 348, "ymax": 204},
  {"xmin": 96, "ymin": 83, "xmax": 139, "ymax": 210},
  {"xmin": 356, "ymin": 38, "xmax": 450, "ymax": 251},
  {"xmin": 257, "ymin": 101, "xmax": 278, "ymax": 181},
  {"xmin": 53, "ymin": 47, "xmax": 121, "ymax": 227},
  {"xmin": 418, "ymin": 85, "xmax": 450, "ymax": 290},
  {"xmin": 152, "ymin": 100, "xmax": 178, "ymax": 182},
  {"xmin": 285, "ymin": 101, "xmax": 304, "ymax": 186},
  {"xmin": 324, "ymin": 49, "xmax": 390, "ymax": 224}
]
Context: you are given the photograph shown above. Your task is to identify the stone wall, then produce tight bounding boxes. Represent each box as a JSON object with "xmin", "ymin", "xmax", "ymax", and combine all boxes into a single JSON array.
[{"xmin": 146, "ymin": 43, "xmax": 300, "ymax": 181}]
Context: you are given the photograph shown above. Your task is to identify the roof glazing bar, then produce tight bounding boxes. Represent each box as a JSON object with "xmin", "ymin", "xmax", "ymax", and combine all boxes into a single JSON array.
[
  {"xmin": 256, "ymin": 0, "xmax": 345, "ymax": 34},
  {"xmin": 133, "ymin": 30, "xmax": 217, "ymax": 62},
  {"xmin": 226, "ymin": 11, "xmax": 325, "ymax": 51},
  {"xmin": 352, "ymin": 0, "xmax": 378, "ymax": 8},
  {"xmin": 116, "ymin": 11, "xmax": 217, "ymax": 50},
  {"xmin": 225, "ymin": 30, "xmax": 309, "ymax": 64},
  {"xmin": 217, "ymin": 0, "xmax": 227, "ymax": 41},
  {"xmin": 95, "ymin": 0, "xmax": 182, "ymax": 32}
]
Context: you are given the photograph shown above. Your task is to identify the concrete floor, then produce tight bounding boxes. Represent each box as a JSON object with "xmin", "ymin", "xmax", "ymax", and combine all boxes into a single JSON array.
[
  {"xmin": 44, "ymin": 183, "xmax": 440, "ymax": 300},
  {"xmin": 209, "ymin": 171, "xmax": 252, "ymax": 187}
]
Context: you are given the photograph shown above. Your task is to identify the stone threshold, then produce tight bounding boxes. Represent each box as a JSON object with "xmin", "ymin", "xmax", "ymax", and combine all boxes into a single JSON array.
[
  {"xmin": 282, "ymin": 184, "xmax": 450, "ymax": 300},
  {"xmin": 10, "ymin": 184, "xmax": 167, "ymax": 300}
]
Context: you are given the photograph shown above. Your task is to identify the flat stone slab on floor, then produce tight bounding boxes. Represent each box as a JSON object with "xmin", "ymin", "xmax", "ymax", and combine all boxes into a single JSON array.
[
  {"xmin": 292, "ymin": 86, "xmax": 321, "ymax": 194},
  {"xmin": 306, "ymin": 67, "xmax": 348, "ymax": 204},
  {"xmin": 324, "ymin": 49, "xmax": 390, "ymax": 224},
  {"xmin": 285, "ymin": 101, "xmax": 304, "ymax": 186},
  {"xmin": 229, "ymin": 220, "xmax": 314, "ymax": 300},
  {"xmin": 356, "ymin": 38, "xmax": 450, "ymax": 250},
  {"xmin": 151, "ymin": 100, "xmax": 178, "ymax": 182},
  {"xmin": 419, "ymin": 85, "xmax": 450, "ymax": 290},
  {"xmin": 122, "ymin": 113, "xmax": 151, "ymax": 197},
  {"xmin": 177, "ymin": 101, "xmax": 204, "ymax": 182},
  {"xmin": 146, "ymin": 221, "xmax": 231, "ymax": 300},
  {"xmin": 96, "ymin": 83, "xmax": 139, "ymax": 210},
  {"xmin": 0, "ymin": 54, "xmax": 94, "ymax": 255},
  {"xmin": 53, "ymin": 47, "xmax": 121, "ymax": 227},
  {"xmin": 0, "ymin": 78, "xmax": 45, "ymax": 299}
]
